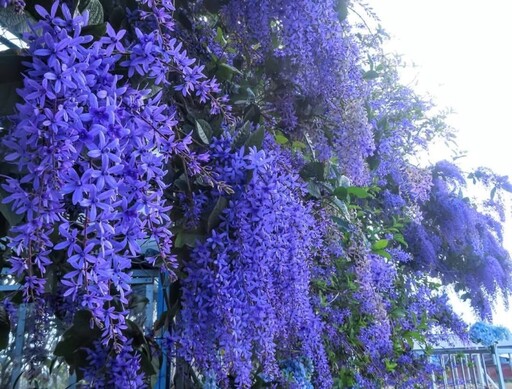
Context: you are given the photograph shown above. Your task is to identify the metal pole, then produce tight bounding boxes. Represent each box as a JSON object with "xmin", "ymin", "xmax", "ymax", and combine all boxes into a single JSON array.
[
  {"xmin": 67, "ymin": 373, "xmax": 77, "ymax": 388},
  {"xmin": 473, "ymin": 353, "xmax": 485, "ymax": 387},
  {"xmin": 449, "ymin": 354, "xmax": 455, "ymax": 387},
  {"xmin": 465, "ymin": 354, "xmax": 472, "ymax": 386},
  {"xmin": 441, "ymin": 355, "xmax": 449, "ymax": 388},
  {"xmin": 460, "ymin": 354, "xmax": 467, "ymax": 388},
  {"xmin": 145, "ymin": 282, "xmax": 155, "ymax": 330},
  {"xmin": 10, "ymin": 303, "xmax": 27, "ymax": 389},
  {"xmin": 481, "ymin": 353, "xmax": 490, "ymax": 388},
  {"xmin": 467, "ymin": 354, "xmax": 477, "ymax": 388},
  {"xmin": 464, "ymin": 354, "xmax": 475, "ymax": 387},
  {"xmin": 493, "ymin": 345, "xmax": 506, "ymax": 389},
  {"xmin": 431, "ymin": 372, "xmax": 437, "ymax": 389},
  {"xmin": 154, "ymin": 276, "xmax": 168, "ymax": 389},
  {"xmin": 451, "ymin": 354, "xmax": 460, "ymax": 387}
]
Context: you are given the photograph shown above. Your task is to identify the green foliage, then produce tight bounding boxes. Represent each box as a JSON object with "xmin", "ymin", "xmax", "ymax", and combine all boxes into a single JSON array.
[
  {"xmin": 0, "ymin": 0, "xmax": 508, "ymax": 387},
  {"xmin": 54, "ymin": 310, "xmax": 102, "ymax": 379}
]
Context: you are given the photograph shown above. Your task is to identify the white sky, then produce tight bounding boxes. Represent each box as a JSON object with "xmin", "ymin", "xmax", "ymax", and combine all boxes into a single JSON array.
[{"xmin": 366, "ymin": 0, "xmax": 512, "ymax": 328}]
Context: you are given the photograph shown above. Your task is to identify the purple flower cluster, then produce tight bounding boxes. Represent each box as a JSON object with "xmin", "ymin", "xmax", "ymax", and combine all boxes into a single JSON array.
[
  {"xmin": 23, "ymin": 304, "xmax": 52, "ymax": 382},
  {"xmin": 214, "ymin": 0, "xmax": 376, "ymax": 183},
  {"xmin": 175, "ymin": 136, "xmax": 331, "ymax": 388},
  {"xmin": 349, "ymin": 243, "xmax": 393, "ymax": 359},
  {"xmin": 399, "ymin": 283, "xmax": 467, "ymax": 344},
  {"xmin": 1, "ymin": 0, "xmax": 511, "ymax": 387},
  {"xmin": 81, "ymin": 340, "xmax": 145, "ymax": 388},
  {"xmin": 406, "ymin": 162, "xmax": 512, "ymax": 318},
  {"xmin": 332, "ymin": 100, "xmax": 375, "ymax": 185},
  {"xmin": 222, "ymin": 0, "xmax": 362, "ymax": 102},
  {"xmin": 1, "ymin": 0, "xmax": 223, "ymax": 347}
]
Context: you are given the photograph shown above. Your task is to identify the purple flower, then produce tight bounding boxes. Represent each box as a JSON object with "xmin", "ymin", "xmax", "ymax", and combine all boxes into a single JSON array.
[{"xmin": 100, "ymin": 24, "xmax": 127, "ymax": 56}]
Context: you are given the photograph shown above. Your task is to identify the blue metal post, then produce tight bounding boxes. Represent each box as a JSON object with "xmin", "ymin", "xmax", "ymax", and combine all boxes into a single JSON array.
[
  {"xmin": 154, "ymin": 276, "xmax": 168, "ymax": 389},
  {"xmin": 493, "ymin": 345, "xmax": 506, "ymax": 389},
  {"xmin": 10, "ymin": 303, "xmax": 26, "ymax": 388}
]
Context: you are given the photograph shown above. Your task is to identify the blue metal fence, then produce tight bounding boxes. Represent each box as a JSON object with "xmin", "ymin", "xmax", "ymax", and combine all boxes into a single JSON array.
[
  {"xmin": 424, "ymin": 342, "xmax": 512, "ymax": 389},
  {"xmin": 0, "ymin": 268, "xmax": 167, "ymax": 389}
]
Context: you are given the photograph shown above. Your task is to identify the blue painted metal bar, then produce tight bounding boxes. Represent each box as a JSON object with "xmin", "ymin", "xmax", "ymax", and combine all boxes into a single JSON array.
[
  {"xmin": 441, "ymin": 355, "xmax": 449, "ymax": 387},
  {"xmin": 10, "ymin": 303, "xmax": 26, "ymax": 389},
  {"xmin": 460, "ymin": 354, "xmax": 467, "ymax": 388},
  {"xmin": 480, "ymin": 353, "xmax": 491, "ymax": 388},
  {"xmin": 154, "ymin": 275, "xmax": 168, "ymax": 389},
  {"xmin": 493, "ymin": 345, "xmax": 506, "ymax": 389},
  {"xmin": 0, "ymin": 284, "xmax": 20, "ymax": 292},
  {"xmin": 145, "ymin": 281, "xmax": 155, "ymax": 331}
]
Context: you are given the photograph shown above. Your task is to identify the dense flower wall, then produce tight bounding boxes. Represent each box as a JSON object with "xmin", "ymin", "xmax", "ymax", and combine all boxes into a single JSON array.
[{"xmin": 0, "ymin": 0, "xmax": 510, "ymax": 388}]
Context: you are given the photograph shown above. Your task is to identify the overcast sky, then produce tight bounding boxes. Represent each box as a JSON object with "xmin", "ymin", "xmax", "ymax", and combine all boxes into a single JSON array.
[
  {"xmin": 366, "ymin": 0, "xmax": 512, "ymax": 327},
  {"xmin": 368, "ymin": 0, "xmax": 512, "ymax": 174}
]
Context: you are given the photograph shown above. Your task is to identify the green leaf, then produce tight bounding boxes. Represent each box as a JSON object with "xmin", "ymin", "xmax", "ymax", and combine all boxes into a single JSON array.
[
  {"xmin": 334, "ymin": 187, "xmax": 348, "ymax": 200},
  {"xmin": 125, "ymin": 319, "xmax": 145, "ymax": 348},
  {"xmin": 128, "ymin": 294, "xmax": 149, "ymax": 311},
  {"xmin": 490, "ymin": 186, "xmax": 497, "ymax": 201},
  {"xmin": 300, "ymin": 162, "xmax": 326, "ymax": 181},
  {"xmin": 0, "ymin": 187, "xmax": 24, "ymax": 227},
  {"xmin": 243, "ymin": 103, "xmax": 261, "ymax": 124},
  {"xmin": 207, "ymin": 196, "xmax": 227, "ymax": 232},
  {"xmin": 77, "ymin": 0, "xmax": 92, "ymax": 12},
  {"xmin": 332, "ymin": 215, "xmax": 350, "ymax": 231},
  {"xmin": 82, "ymin": 22, "xmax": 106, "ymax": 39},
  {"xmin": 368, "ymin": 155, "xmax": 380, "ymax": 171},
  {"xmin": 0, "ymin": 49, "xmax": 25, "ymax": 82},
  {"xmin": 195, "ymin": 119, "xmax": 211, "ymax": 145},
  {"xmin": 174, "ymin": 230, "xmax": 204, "ymax": 248},
  {"xmin": 244, "ymin": 125, "xmax": 265, "ymax": 150},
  {"xmin": 404, "ymin": 330, "xmax": 424, "ymax": 344},
  {"xmin": 390, "ymin": 308, "xmax": 406, "ymax": 318},
  {"xmin": 222, "ymin": 63, "xmax": 242, "ymax": 75},
  {"xmin": 385, "ymin": 359, "xmax": 397, "ymax": 372},
  {"xmin": 346, "ymin": 186, "xmax": 369, "ymax": 199},
  {"xmin": 336, "ymin": 0, "xmax": 348, "ymax": 21},
  {"xmin": 0, "ymin": 305, "xmax": 10, "ymax": 350},
  {"xmin": 71, "ymin": 310, "xmax": 96, "ymax": 336},
  {"xmin": 108, "ymin": 5, "xmax": 125, "ymax": 30},
  {"xmin": 216, "ymin": 62, "xmax": 242, "ymax": 81},
  {"xmin": 363, "ymin": 70, "xmax": 380, "ymax": 80},
  {"xmin": 233, "ymin": 121, "xmax": 251, "ymax": 148},
  {"xmin": 140, "ymin": 349, "xmax": 158, "ymax": 375},
  {"xmin": 175, "ymin": 9, "xmax": 192, "ymax": 30},
  {"xmin": 153, "ymin": 310, "xmax": 168, "ymax": 332},
  {"xmin": 291, "ymin": 141, "xmax": 307, "ymax": 150},
  {"xmin": 331, "ymin": 197, "xmax": 351, "ymax": 219},
  {"xmin": 393, "ymin": 233, "xmax": 408, "ymax": 247},
  {"xmin": 169, "ymin": 299, "xmax": 180, "ymax": 320},
  {"xmin": 307, "ymin": 181, "xmax": 322, "ymax": 198},
  {"xmin": 214, "ymin": 26, "xmax": 227, "ymax": 45},
  {"xmin": 373, "ymin": 249, "xmax": 391, "ymax": 259},
  {"xmin": 372, "ymin": 239, "xmax": 389, "ymax": 250},
  {"xmin": 53, "ymin": 338, "xmax": 75, "ymax": 359},
  {"xmin": 0, "ymin": 79, "xmax": 23, "ymax": 117},
  {"xmin": 86, "ymin": 0, "xmax": 104, "ymax": 25},
  {"xmin": 22, "ymin": 0, "xmax": 54, "ymax": 20},
  {"xmin": 264, "ymin": 56, "xmax": 280, "ymax": 75},
  {"xmin": 0, "ymin": 6, "xmax": 34, "ymax": 36},
  {"xmin": 54, "ymin": 310, "xmax": 100, "ymax": 359},
  {"xmin": 275, "ymin": 133, "xmax": 288, "ymax": 145}
]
